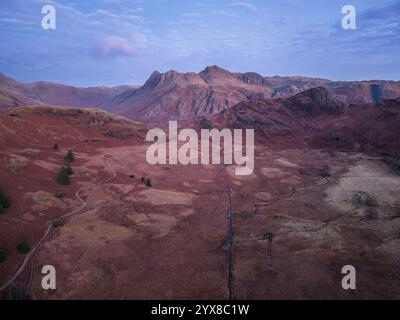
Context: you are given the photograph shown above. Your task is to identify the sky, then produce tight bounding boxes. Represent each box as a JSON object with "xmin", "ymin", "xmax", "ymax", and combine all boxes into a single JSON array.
[{"xmin": 0, "ymin": 0, "xmax": 399, "ymax": 87}]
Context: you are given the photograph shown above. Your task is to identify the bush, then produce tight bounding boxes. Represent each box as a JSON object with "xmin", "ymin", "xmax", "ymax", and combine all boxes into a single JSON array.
[
  {"xmin": 17, "ymin": 238, "xmax": 31, "ymax": 254},
  {"xmin": 57, "ymin": 167, "xmax": 70, "ymax": 186},
  {"xmin": 352, "ymin": 191, "xmax": 377, "ymax": 208},
  {"xmin": 145, "ymin": 178, "xmax": 152, "ymax": 187},
  {"xmin": 54, "ymin": 143, "xmax": 59, "ymax": 150},
  {"xmin": 54, "ymin": 192, "xmax": 65, "ymax": 199},
  {"xmin": 105, "ymin": 129, "xmax": 134, "ymax": 140},
  {"xmin": 52, "ymin": 218, "xmax": 64, "ymax": 228},
  {"xmin": 66, "ymin": 166, "xmax": 74, "ymax": 176},
  {"xmin": 65, "ymin": 150, "xmax": 74, "ymax": 163},
  {"xmin": 0, "ymin": 203, "xmax": 4, "ymax": 215},
  {"xmin": 0, "ymin": 188, "xmax": 12, "ymax": 209},
  {"xmin": 0, "ymin": 245, "xmax": 6, "ymax": 263},
  {"xmin": 9, "ymin": 285, "xmax": 28, "ymax": 300}
]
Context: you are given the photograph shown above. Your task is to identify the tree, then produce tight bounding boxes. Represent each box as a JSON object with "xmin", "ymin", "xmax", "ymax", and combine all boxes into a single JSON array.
[
  {"xmin": 52, "ymin": 218, "xmax": 64, "ymax": 228},
  {"xmin": 0, "ymin": 245, "xmax": 6, "ymax": 263},
  {"xmin": 146, "ymin": 177, "xmax": 152, "ymax": 187},
  {"xmin": 17, "ymin": 238, "xmax": 31, "ymax": 254},
  {"xmin": 57, "ymin": 167, "xmax": 70, "ymax": 185},
  {"xmin": 0, "ymin": 188, "xmax": 12, "ymax": 209},
  {"xmin": 65, "ymin": 150, "xmax": 74, "ymax": 163},
  {"xmin": 9, "ymin": 286, "xmax": 27, "ymax": 300},
  {"xmin": 66, "ymin": 166, "xmax": 73, "ymax": 176}
]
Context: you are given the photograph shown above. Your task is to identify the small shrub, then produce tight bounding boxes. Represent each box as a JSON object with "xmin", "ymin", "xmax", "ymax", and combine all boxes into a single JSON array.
[
  {"xmin": 57, "ymin": 167, "xmax": 70, "ymax": 185},
  {"xmin": 54, "ymin": 192, "xmax": 65, "ymax": 199},
  {"xmin": 65, "ymin": 150, "xmax": 74, "ymax": 163},
  {"xmin": 352, "ymin": 191, "xmax": 377, "ymax": 208},
  {"xmin": 145, "ymin": 178, "xmax": 152, "ymax": 187},
  {"xmin": 330, "ymin": 132, "xmax": 340, "ymax": 141},
  {"xmin": 105, "ymin": 129, "xmax": 134, "ymax": 140},
  {"xmin": 66, "ymin": 166, "xmax": 74, "ymax": 176},
  {"xmin": 9, "ymin": 285, "xmax": 28, "ymax": 300},
  {"xmin": 141, "ymin": 177, "xmax": 145, "ymax": 183},
  {"xmin": 17, "ymin": 238, "xmax": 31, "ymax": 254},
  {"xmin": 0, "ymin": 245, "xmax": 6, "ymax": 263},
  {"xmin": 54, "ymin": 143, "xmax": 59, "ymax": 150},
  {"xmin": 0, "ymin": 188, "xmax": 12, "ymax": 209},
  {"xmin": 52, "ymin": 218, "xmax": 64, "ymax": 228},
  {"xmin": 106, "ymin": 130, "xmax": 115, "ymax": 138}
]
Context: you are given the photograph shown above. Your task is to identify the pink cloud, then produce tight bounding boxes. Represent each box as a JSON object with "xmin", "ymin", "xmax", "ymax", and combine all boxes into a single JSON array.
[{"xmin": 95, "ymin": 36, "xmax": 134, "ymax": 59}]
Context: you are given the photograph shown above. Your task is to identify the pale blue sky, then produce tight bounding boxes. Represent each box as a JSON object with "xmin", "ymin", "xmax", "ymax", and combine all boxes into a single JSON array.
[{"xmin": 0, "ymin": 0, "xmax": 399, "ymax": 86}]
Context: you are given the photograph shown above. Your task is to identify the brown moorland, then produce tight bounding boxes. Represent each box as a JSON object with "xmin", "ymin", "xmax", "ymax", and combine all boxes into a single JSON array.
[{"xmin": 0, "ymin": 90, "xmax": 399, "ymax": 299}]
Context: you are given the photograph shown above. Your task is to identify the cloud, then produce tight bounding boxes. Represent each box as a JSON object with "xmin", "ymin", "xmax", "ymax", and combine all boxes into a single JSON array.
[
  {"xmin": 212, "ymin": 10, "xmax": 239, "ymax": 18},
  {"xmin": 129, "ymin": 8, "xmax": 144, "ymax": 13},
  {"xmin": 360, "ymin": 0, "xmax": 400, "ymax": 21},
  {"xmin": 95, "ymin": 36, "xmax": 134, "ymax": 59},
  {"xmin": 181, "ymin": 12, "xmax": 200, "ymax": 17},
  {"xmin": 230, "ymin": 1, "xmax": 257, "ymax": 12},
  {"xmin": 95, "ymin": 9, "xmax": 119, "ymax": 18},
  {"xmin": 0, "ymin": 17, "xmax": 31, "ymax": 24}
]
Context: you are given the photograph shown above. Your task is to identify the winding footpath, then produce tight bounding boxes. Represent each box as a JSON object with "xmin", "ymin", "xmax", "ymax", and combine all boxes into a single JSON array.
[{"xmin": 0, "ymin": 158, "xmax": 117, "ymax": 295}]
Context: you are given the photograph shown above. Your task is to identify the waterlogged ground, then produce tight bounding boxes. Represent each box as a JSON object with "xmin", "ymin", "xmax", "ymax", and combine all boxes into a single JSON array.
[{"xmin": 27, "ymin": 146, "xmax": 400, "ymax": 299}]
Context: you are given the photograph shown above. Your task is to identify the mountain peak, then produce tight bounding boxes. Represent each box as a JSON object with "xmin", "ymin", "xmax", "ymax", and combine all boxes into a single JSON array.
[
  {"xmin": 201, "ymin": 65, "xmax": 228, "ymax": 73},
  {"xmin": 199, "ymin": 65, "xmax": 236, "ymax": 83},
  {"xmin": 200, "ymin": 65, "xmax": 232, "ymax": 76}
]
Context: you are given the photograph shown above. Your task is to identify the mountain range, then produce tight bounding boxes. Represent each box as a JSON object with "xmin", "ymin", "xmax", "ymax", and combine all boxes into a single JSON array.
[{"xmin": 1, "ymin": 66, "xmax": 400, "ymax": 123}]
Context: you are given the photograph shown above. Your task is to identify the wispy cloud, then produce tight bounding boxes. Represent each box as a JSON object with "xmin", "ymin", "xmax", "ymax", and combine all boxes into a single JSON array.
[
  {"xmin": 230, "ymin": 1, "xmax": 257, "ymax": 12},
  {"xmin": 212, "ymin": 10, "xmax": 239, "ymax": 18}
]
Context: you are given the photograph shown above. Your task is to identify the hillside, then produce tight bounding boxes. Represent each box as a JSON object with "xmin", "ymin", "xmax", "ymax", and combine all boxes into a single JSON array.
[
  {"xmin": 203, "ymin": 87, "xmax": 400, "ymax": 155},
  {"xmin": 0, "ymin": 72, "xmax": 138, "ymax": 110}
]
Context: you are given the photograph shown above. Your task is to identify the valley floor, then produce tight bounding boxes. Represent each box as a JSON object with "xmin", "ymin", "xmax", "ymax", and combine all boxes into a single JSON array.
[
  {"xmin": 1, "ymin": 107, "xmax": 400, "ymax": 300},
  {"xmin": 11, "ymin": 146, "xmax": 400, "ymax": 299}
]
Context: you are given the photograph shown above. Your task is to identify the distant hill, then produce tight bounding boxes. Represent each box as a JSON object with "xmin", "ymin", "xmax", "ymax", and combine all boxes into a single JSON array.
[{"xmin": 0, "ymin": 72, "xmax": 138, "ymax": 110}]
